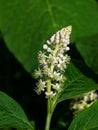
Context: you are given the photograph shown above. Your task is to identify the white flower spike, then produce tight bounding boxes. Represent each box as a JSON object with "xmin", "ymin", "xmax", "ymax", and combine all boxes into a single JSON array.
[{"xmin": 34, "ymin": 26, "xmax": 72, "ymax": 99}]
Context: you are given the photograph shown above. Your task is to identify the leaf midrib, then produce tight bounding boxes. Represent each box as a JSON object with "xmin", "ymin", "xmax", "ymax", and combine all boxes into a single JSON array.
[{"xmin": 46, "ymin": 0, "xmax": 57, "ymax": 29}]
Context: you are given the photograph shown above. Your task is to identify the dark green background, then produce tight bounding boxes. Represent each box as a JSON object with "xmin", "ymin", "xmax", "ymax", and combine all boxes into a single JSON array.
[{"xmin": 0, "ymin": 0, "xmax": 98, "ymax": 130}]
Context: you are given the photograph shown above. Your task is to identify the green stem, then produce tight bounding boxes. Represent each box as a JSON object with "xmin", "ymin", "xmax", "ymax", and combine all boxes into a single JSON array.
[
  {"xmin": 45, "ymin": 99, "xmax": 52, "ymax": 130},
  {"xmin": 45, "ymin": 79, "xmax": 52, "ymax": 130},
  {"xmin": 45, "ymin": 95, "xmax": 58, "ymax": 130}
]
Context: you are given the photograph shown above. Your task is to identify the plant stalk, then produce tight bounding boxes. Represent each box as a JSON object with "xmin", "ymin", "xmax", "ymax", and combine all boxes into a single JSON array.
[
  {"xmin": 45, "ymin": 99, "xmax": 52, "ymax": 130},
  {"xmin": 45, "ymin": 95, "xmax": 58, "ymax": 130}
]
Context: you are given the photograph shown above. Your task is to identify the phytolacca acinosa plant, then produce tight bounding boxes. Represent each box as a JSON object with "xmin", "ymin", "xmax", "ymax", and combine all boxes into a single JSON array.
[{"xmin": 34, "ymin": 26, "xmax": 72, "ymax": 99}]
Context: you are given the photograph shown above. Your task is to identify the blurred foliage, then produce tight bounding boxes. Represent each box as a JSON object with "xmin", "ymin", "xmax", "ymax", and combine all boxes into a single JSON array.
[
  {"xmin": 68, "ymin": 101, "xmax": 98, "ymax": 130},
  {"xmin": 0, "ymin": 0, "xmax": 98, "ymax": 130},
  {"xmin": 0, "ymin": 91, "xmax": 33, "ymax": 129},
  {"xmin": 0, "ymin": 0, "xmax": 98, "ymax": 73},
  {"xmin": 76, "ymin": 35, "xmax": 98, "ymax": 74}
]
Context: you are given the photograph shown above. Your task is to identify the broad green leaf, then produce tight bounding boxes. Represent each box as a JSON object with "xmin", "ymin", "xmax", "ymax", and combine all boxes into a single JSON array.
[
  {"xmin": 76, "ymin": 35, "xmax": 98, "ymax": 74},
  {"xmin": 0, "ymin": 91, "xmax": 34, "ymax": 129},
  {"xmin": 0, "ymin": 0, "xmax": 98, "ymax": 73},
  {"xmin": 58, "ymin": 63, "xmax": 98, "ymax": 102},
  {"xmin": 68, "ymin": 101, "xmax": 98, "ymax": 130}
]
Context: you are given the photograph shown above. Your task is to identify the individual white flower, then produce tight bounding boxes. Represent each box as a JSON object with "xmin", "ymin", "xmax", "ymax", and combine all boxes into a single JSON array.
[
  {"xmin": 45, "ymin": 91, "xmax": 56, "ymax": 98},
  {"xmin": 47, "ymin": 47, "xmax": 52, "ymax": 52},
  {"xmin": 39, "ymin": 58, "xmax": 46, "ymax": 65},
  {"xmin": 59, "ymin": 75, "xmax": 67, "ymax": 83},
  {"xmin": 48, "ymin": 72, "xmax": 54, "ymax": 78},
  {"xmin": 55, "ymin": 31, "xmax": 60, "ymax": 44},
  {"xmin": 52, "ymin": 83, "xmax": 60, "ymax": 91},
  {"xmin": 53, "ymin": 71, "xmax": 61, "ymax": 81},
  {"xmin": 48, "ymin": 54, "xmax": 56, "ymax": 64},
  {"xmin": 38, "ymin": 51, "xmax": 46, "ymax": 59},
  {"xmin": 65, "ymin": 46, "xmax": 70, "ymax": 51},
  {"xmin": 77, "ymin": 103, "xmax": 84, "ymax": 110},
  {"xmin": 43, "ymin": 44, "xmax": 48, "ymax": 50},
  {"xmin": 34, "ymin": 68, "xmax": 42, "ymax": 78},
  {"xmin": 43, "ymin": 67, "xmax": 51, "ymax": 76},
  {"xmin": 64, "ymin": 54, "xmax": 70, "ymax": 64},
  {"xmin": 47, "ymin": 40, "xmax": 51, "ymax": 45},
  {"xmin": 61, "ymin": 62, "xmax": 67, "ymax": 70},
  {"xmin": 58, "ymin": 53, "xmax": 64, "ymax": 58},
  {"xmin": 89, "ymin": 91, "xmax": 97, "ymax": 101},
  {"xmin": 84, "ymin": 95, "xmax": 89, "ymax": 102},
  {"xmin": 50, "ymin": 34, "xmax": 55, "ymax": 42},
  {"xmin": 57, "ymin": 58, "xmax": 67, "ymax": 70},
  {"xmin": 60, "ymin": 29, "xmax": 65, "ymax": 38},
  {"xmin": 55, "ymin": 31, "xmax": 60, "ymax": 39},
  {"xmin": 36, "ymin": 79, "xmax": 46, "ymax": 94}
]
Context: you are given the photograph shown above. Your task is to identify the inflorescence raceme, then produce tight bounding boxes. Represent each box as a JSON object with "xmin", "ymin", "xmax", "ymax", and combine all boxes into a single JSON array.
[
  {"xmin": 34, "ymin": 26, "xmax": 72, "ymax": 99},
  {"xmin": 70, "ymin": 90, "xmax": 97, "ymax": 117}
]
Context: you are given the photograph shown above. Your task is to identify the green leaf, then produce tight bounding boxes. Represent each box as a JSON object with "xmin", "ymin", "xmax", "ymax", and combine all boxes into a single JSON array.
[
  {"xmin": 0, "ymin": 0, "xmax": 98, "ymax": 73},
  {"xmin": 68, "ymin": 101, "xmax": 98, "ymax": 130},
  {"xmin": 76, "ymin": 35, "xmax": 98, "ymax": 74},
  {"xmin": 0, "ymin": 91, "xmax": 34, "ymax": 129},
  {"xmin": 89, "ymin": 128, "xmax": 98, "ymax": 130},
  {"xmin": 58, "ymin": 63, "xmax": 98, "ymax": 102}
]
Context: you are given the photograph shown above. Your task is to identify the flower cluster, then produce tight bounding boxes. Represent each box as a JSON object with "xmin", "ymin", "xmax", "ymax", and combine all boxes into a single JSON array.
[
  {"xmin": 34, "ymin": 26, "xmax": 72, "ymax": 98},
  {"xmin": 70, "ymin": 90, "xmax": 98, "ymax": 117}
]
